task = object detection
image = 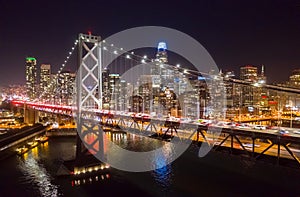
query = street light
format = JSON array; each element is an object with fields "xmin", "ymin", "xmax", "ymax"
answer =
[
  {"xmin": 277, "ymin": 95, "xmax": 281, "ymax": 128},
  {"xmin": 238, "ymin": 88, "xmax": 242, "ymax": 123},
  {"xmin": 290, "ymin": 106, "xmax": 297, "ymax": 128}
]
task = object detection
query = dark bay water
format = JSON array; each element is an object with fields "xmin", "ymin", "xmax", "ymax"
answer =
[{"xmin": 0, "ymin": 133, "xmax": 300, "ymax": 197}]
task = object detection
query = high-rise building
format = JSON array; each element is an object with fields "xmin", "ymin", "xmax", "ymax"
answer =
[
  {"xmin": 151, "ymin": 42, "xmax": 168, "ymax": 76},
  {"xmin": 221, "ymin": 71, "xmax": 240, "ymax": 118},
  {"xmin": 118, "ymin": 79, "xmax": 128, "ymax": 111},
  {"xmin": 223, "ymin": 71, "xmax": 236, "ymax": 104},
  {"xmin": 57, "ymin": 71, "xmax": 76, "ymax": 105},
  {"xmin": 239, "ymin": 65, "xmax": 269, "ymax": 115},
  {"xmin": 50, "ymin": 73, "xmax": 58, "ymax": 98},
  {"xmin": 102, "ymin": 68, "xmax": 110, "ymax": 108},
  {"xmin": 156, "ymin": 42, "xmax": 168, "ymax": 64},
  {"xmin": 240, "ymin": 65, "xmax": 258, "ymax": 82},
  {"xmin": 240, "ymin": 65, "xmax": 258, "ymax": 109},
  {"xmin": 25, "ymin": 57, "xmax": 37, "ymax": 99},
  {"xmin": 151, "ymin": 41, "xmax": 168, "ymax": 84},
  {"xmin": 137, "ymin": 75, "xmax": 153, "ymax": 113},
  {"xmin": 40, "ymin": 64, "xmax": 51, "ymax": 99},
  {"xmin": 108, "ymin": 73, "xmax": 120, "ymax": 110},
  {"xmin": 289, "ymin": 69, "xmax": 300, "ymax": 87},
  {"xmin": 258, "ymin": 65, "xmax": 267, "ymax": 84},
  {"xmin": 152, "ymin": 42, "xmax": 177, "ymax": 93},
  {"xmin": 286, "ymin": 69, "xmax": 300, "ymax": 108}
]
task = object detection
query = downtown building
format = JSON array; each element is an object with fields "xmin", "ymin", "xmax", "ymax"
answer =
[
  {"xmin": 137, "ymin": 75, "xmax": 153, "ymax": 114},
  {"xmin": 56, "ymin": 71, "xmax": 76, "ymax": 105},
  {"xmin": 40, "ymin": 64, "xmax": 51, "ymax": 101},
  {"xmin": 289, "ymin": 69, "xmax": 300, "ymax": 88},
  {"xmin": 150, "ymin": 42, "xmax": 184, "ymax": 117},
  {"xmin": 102, "ymin": 69, "xmax": 127, "ymax": 111},
  {"xmin": 102, "ymin": 68, "xmax": 110, "ymax": 107},
  {"xmin": 285, "ymin": 69, "xmax": 300, "ymax": 108},
  {"xmin": 222, "ymin": 71, "xmax": 240, "ymax": 119},
  {"xmin": 25, "ymin": 57, "xmax": 38, "ymax": 100},
  {"xmin": 239, "ymin": 65, "xmax": 268, "ymax": 115},
  {"xmin": 240, "ymin": 65, "xmax": 258, "ymax": 111},
  {"xmin": 44, "ymin": 71, "xmax": 76, "ymax": 105},
  {"xmin": 108, "ymin": 73, "xmax": 121, "ymax": 111}
]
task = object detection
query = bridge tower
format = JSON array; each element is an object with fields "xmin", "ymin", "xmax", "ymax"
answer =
[{"xmin": 76, "ymin": 33, "xmax": 105, "ymax": 161}]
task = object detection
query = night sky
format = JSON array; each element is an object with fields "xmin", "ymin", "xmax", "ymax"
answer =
[{"xmin": 1, "ymin": 0, "xmax": 300, "ymax": 85}]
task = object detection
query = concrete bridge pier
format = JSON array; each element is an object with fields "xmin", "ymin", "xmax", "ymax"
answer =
[{"xmin": 24, "ymin": 105, "xmax": 39, "ymax": 124}]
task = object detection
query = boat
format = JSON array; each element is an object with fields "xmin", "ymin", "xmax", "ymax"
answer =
[
  {"xmin": 39, "ymin": 136, "xmax": 49, "ymax": 143},
  {"xmin": 35, "ymin": 136, "xmax": 49, "ymax": 143},
  {"xmin": 16, "ymin": 146, "xmax": 29, "ymax": 155},
  {"xmin": 27, "ymin": 141, "xmax": 39, "ymax": 148}
]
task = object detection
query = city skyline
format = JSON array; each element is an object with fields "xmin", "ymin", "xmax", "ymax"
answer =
[
  {"xmin": 1, "ymin": 1, "xmax": 300, "ymax": 85},
  {"xmin": 1, "ymin": 2, "xmax": 300, "ymax": 196}
]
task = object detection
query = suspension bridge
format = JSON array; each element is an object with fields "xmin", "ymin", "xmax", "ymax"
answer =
[{"xmin": 9, "ymin": 33, "xmax": 300, "ymax": 170}]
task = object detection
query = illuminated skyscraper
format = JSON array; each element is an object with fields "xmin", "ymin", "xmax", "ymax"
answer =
[
  {"xmin": 40, "ymin": 64, "xmax": 51, "ymax": 99},
  {"xmin": 156, "ymin": 42, "xmax": 168, "ymax": 64},
  {"xmin": 289, "ymin": 69, "xmax": 300, "ymax": 87},
  {"xmin": 151, "ymin": 42, "xmax": 169, "ymax": 115},
  {"xmin": 25, "ymin": 57, "xmax": 37, "ymax": 99},
  {"xmin": 102, "ymin": 68, "xmax": 110, "ymax": 108},
  {"xmin": 240, "ymin": 65, "xmax": 258, "ymax": 82},
  {"xmin": 108, "ymin": 73, "xmax": 120, "ymax": 110},
  {"xmin": 152, "ymin": 42, "xmax": 168, "ymax": 76},
  {"xmin": 240, "ymin": 65, "xmax": 259, "ymax": 112},
  {"xmin": 258, "ymin": 65, "xmax": 266, "ymax": 84},
  {"xmin": 153, "ymin": 42, "xmax": 175, "ymax": 90},
  {"xmin": 138, "ymin": 75, "xmax": 153, "ymax": 113},
  {"xmin": 57, "ymin": 71, "xmax": 76, "ymax": 105}
]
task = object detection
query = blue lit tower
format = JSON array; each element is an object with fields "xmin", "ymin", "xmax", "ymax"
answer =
[
  {"xmin": 155, "ymin": 42, "xmax": 174, "ymax": 89},
  {"xmin": 151, "ymin": 42, "xmax": 169, "ymax": 115},
  {"xmin": 152, "ymin": 42, "xmax": 168, "ymax": 76},
  {"xmin": 151, "ymin": 42, "xmax": 179, "ymax": 116},
  {"xmin": 156, "ymin": 42, "xmax": 168, "ymax": 64}
]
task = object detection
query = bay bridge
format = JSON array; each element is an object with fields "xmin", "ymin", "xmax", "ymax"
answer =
[{"xmin": 9, "ymin": 32, "xmax": 300, "ymax": 170}]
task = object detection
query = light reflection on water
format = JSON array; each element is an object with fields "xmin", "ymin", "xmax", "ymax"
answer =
[
  {"xmin": 108, "ymin": 132, "xmax": 174, "ymax": 188},
  {"xmin": 0, "ymin": 127, "xmax": 294, "ymax": 196},
  {"xmin": 80, "ymin": 130, "xmax": 175, "ymax": 189},
  {"xmin": 152, "ymin": 142, "xmax": 173, "ymax": 192},
  {"xmin": 152, "ymin": 164, "xmax": 173, "ymax": 193},
  {"xmin": 107, "ymin": 132, "xmax": 166, "ymax": 152},
  {"xmin": 17, "ymin": 148, "xmax": 61, "ymax": 197},
  {"xmin": 15, "ymin": 132, "xmax": 178, "ymax": 196}
]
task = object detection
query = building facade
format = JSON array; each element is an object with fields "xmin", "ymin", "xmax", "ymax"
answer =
[
  {"xmin": 40, "ymin": 64, "xmax": 51, "ymax": 100},
  {"xmin": 289, "ymin": 69, "xmax": 300, "ymax": 87},
  {"xmin": 25, "ymin": 57, "xmax": 37, "ymax": 100},
  {"xmin": 56, "ymin": 71, "xmax": 76, "ymax": 105},
  {"xmin": 240, "ymin": 65, "xmax": 258, "ymax": 110}
]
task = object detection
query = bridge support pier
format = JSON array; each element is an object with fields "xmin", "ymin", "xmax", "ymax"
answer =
[{"xmin": 24, "ymin": 105, "xmax": 39, "ymax": 124}]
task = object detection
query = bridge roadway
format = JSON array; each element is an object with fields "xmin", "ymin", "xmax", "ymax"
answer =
[
  {"xmin": 13, "ymin": 98, "xmax": 300, "ymax": 137},
  {"xmin": 10, "ymin": 99, "xmax": 300, "ymax": 132},
  {"xmin": 10, "ymin": 101, "xmax": 300, "ymax": 167},
  {"xmin": 91, "ymin": 111, "xmax": 300, "ymax": 138},
  {"xmin": 77, "ymin": 111, "xmax": 300, "ymax": 167},
  {"xmin": 0, "ymin": 124, "xmax": 47, "ymax": 152}
]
